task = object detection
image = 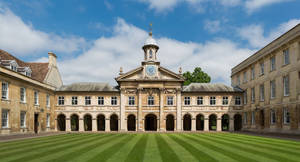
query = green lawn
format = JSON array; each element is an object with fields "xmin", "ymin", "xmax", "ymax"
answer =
[{"xmin": 1, "ymin": 133, "xmax": 300, "ymax": 162}]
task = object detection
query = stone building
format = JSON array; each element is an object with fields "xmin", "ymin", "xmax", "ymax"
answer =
[{"xmin": 231, "ymin": 23, "xmax": 300, "ymax": 134}]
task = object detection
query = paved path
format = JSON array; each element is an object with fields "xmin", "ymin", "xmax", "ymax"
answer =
[{"xmin": 0, "ymin": 132, "xmax": 67, "ymax": 142}]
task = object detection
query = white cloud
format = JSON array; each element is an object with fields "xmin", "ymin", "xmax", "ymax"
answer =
[
  {"xmin": 59, "ymin": 18, "xmax": 253, "ymax": 85},
  {"xmin": 204, "ymin": 20, "xmax": 221, "ymax": 33},
  {"xmin": 0, "ymin": 7, "xmax": 86, "ymax": 56},
  {"xmin": 245, "ymin": 0, "xmax": 294, "ymax": 13},
  {"xmin": 138, "ymin": 0, "xmax": 181, "ymax": 12},
  {"xmin": 220, "ymin": 0, "xmax": 241, "ymax": 6},
  {"xmin": 238, "ymin": 19, "xmax": 300, "ymax": 48}
]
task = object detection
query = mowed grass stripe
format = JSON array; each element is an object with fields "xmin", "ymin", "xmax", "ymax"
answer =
[
  {"xmin": 160, "ymin": 134, "xmax": 198, "ymax": 162},
  {"xmin": 143, "ymin": 134, "xmax": 162, "ymax": 162},
  {"xmin": 182, "ymin": 134, "xmax": 255, "ymax": 162},
  {"xmin": 0, "ymin": 133, "xmax": 89, "ymax": 159},
  {"xmin": 106, "ymin": 134, "xmax": 144, "ymax": 162},
  {"xmin": 7, "ymin": 134, "xmax": 103, "ymax": 162},
  {"xmin": 124, "ymin": 134, "xmax": 148, "ymax": 162},
  {"xmin": 168, "ymin": 134, "xmax": 217, "ymax": 162},
  {"xmin": 155, "ymin": 134, "xmax": 181, "ymax": 162},
  {"xmin": 86, "ymin": 135, "xmax": 136, "ymax": 162},
  {"xmin": 194, "ymin": 133, "xmax": 298, "ymax": 162},
  {"xmin": 212, "ymin": 133, "xmax": 300, "ymax": 160},
  {"xmin": 219, "ymin": 133, "xmax": 300, "ymax": 150},
  {"xmin": 40, "ymin": 134, "xmax": 120, "ymax": 162}
]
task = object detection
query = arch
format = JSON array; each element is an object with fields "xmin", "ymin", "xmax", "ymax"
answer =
[
  {"xmin": 70, "ymin": 114, "xmax": 79, "ymax": 131},
  {"xmin": 209, "ymin": 114, "xmax": 217, "ymax": 131},
  {"xmin": 97, "ymin": 114, "xmax": 105, "ymax": 131},
  {"xmin": 196, "ymin": 114, "xmax": 204, "ymax": 131},
  {"xmin": 84, "ymin": 114, "xmax": 92, "ymax": 131},
  {"xmin": 183, "ymin": 114, "xmax": 191, "ymax": 131},
  {"xmin": 57, "ymin": 114, "xmax": 66, "ymax": 131},
  {"xmin": 166, "ymin": 114, "xmax": 175, "ymax": 131},
  {"xmin": 127, "ymin": 114, "xmax": 136, "ymax": 131},
  {"xmin": 234, "ymin": 114, "xmax": 242, "ymax": 131},
  {"xmin": 145, "ymin": 114, "xmax": 157, "ymax": 131},
  {"xmin": 110, "ymin": 114, "xmax": 118, "ymax": 131},
  {"xmin": 222, "ymin": 114, "xmax": 229, "ymax": 131}
]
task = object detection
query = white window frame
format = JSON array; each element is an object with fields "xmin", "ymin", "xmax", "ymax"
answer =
[
  {"xmin": 283, "ymin": 108, "xmax": 290, "ymax": 124},
  {"xmin": 20, "ymin": 111, "xmax": 26, "ymax": 128},
  {"xmin": 260, "ymin": 62, "xmax": 264, "ymax": 75},
  {"xmin": 85, "ymin": 96, "xmax": 91, "ymax": 105},
  {"xmin": 283, "ymin": 76, "xmax": 289, "ymax": 96},
  {"xmin": 34, "ymin": 91, "xmax": 39, "ymax": 105},
  {"xmin": 148, "ymin": 96, "xmax": 154, "ymax": 106},
  {"xmin": 244, "ymin": 90, "xmax": 247, "ymax": 105},
  {"xmin": 251, "ymin": 87, "xmax": 255, "ymax": 103},
  {"xmin": 259, "ymin": 84, "xmax": 264, "ymax": 101},
  {"xmin": 2, "ymin": 110, "xmax": 9, "ymax": 128},
  {"xmin": 20, "ymin": 87, "xmax": 26, "ymax": 103},
  {"xmin": 184, "ymin": 97, "xmax": 190, "ymax": 105},
  {"xmin": 72, "ymin": 96, "xmax": 78, "ymax": 105},
  {"xmin": 197, "ymin": 96, "xmax": 203, "ymax": 105},
  {"xmin": 98, "ymin": 96, "xmax": 104, "ymax": 105},
  {"xmin": 251, "ymin": 111, "xmax": 255, "ymax": 125},
  {"xmin": 58, "ymin": 96, "xmax": 64, "ymax": 105},
  {"xmin": 270, "ymin": 109, "xmax": 276, "ymax": 125},
  {"xmin": 243, "ymin": 112, "xmax": 247, "ymax": 125},
  {"xmin": 46, "ymin": 113, "xmax": 50, "ymax": 128},
  {"xmin": 235, "ymin": 96, "xmax": 241, "ymax": 105},
  {"xmin": 283, "ymin": 49, "xmax": 290, "ymax": 65},
  {"xmin": 210, "ymin": 96, "xmax": 216, "ymax": 105},
  {"xmin": 167, "ymin": 96, "xmax": 173, "ymax": 106},
  {"xmin": 111, "ymin": 96, "xmax": 117, "ymax": 105},
  {"xmin": 270, "ymin": 56, "xmax": 276, "ymax": 71},
  {"xmin": 46, "ymin": 94, "xmax": 50, "ymax": 108},
  {"xmin": 270, "ymin": 80, "xmax": 276, "ymax": 99},
  {"xmin": 222, "ymin": 96, "xmax": 228, "ymax": 105},
  {"xmin": 243, "ymin": 71, "xmax": 247, "ymax": 83},
  {"xmin": 1, "ymin": 82, "xmax": 8, "ymax": 100},
  {"xmin": 128, "ymin": 96, "xmax": 135, "ymax": 106},
  {"xmin": 251, "ymin": 67, "xmax": 255, "ymax": 80}
]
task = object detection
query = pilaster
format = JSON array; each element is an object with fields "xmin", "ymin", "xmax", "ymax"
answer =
[
  {"xmin": 217, "ymin": 118, "xmax": 222, "ymax": 131},
  {"xmin": 138, "ymin": 88, "xmax": 143, "ymax": 131},
  {"xmin": 105, "ymin": 118, "xmax": 110, "ymax": 132},
  {"xmin": 92, "ymin": 118, "xmax": 97, "ymax": 132},
  {"xmin": 204, "ymin": 117, "xmax": 209, "ymax": 131},
  {"xmin": 159, "ymin": 88, "xmax": 164, "ymax": 131},
  {"xmin": 66, "ymin": 118, "xmax": 71, "ymax": 132},
  {"xmin": 192, "ymin": 118, "xmax": 196, "ymax": 131},
  {"xmin": 79, "ymin": 118, "xmax": 84, "ymax": 131},
  {"xmin": 176, "ymin": 90, "xmax": 182, "ymax": 131},
  {"xmin": 229, "ymin": 118, "xmax": 234, "ymax": 131},
  {"xmin": 120, "ymin": 90, "xmax": 126, "ymax": 131}
]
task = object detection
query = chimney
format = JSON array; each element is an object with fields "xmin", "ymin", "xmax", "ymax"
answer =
[{"xmin": 48, "ymin": 52, "xmax": 57, "ymax": 67}]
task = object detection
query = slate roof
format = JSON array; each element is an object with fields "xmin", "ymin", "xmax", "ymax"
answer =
[
  {"xmin": 0, "ymin": 49, "xmax": 49, "ymax": 82},
  {"xmin": 183, "ymin": 83, "xmax": 243, "ymax": 92},
  {"xmin": 58, "ymin": 82, "xmax": 119, "ymax": 92}
]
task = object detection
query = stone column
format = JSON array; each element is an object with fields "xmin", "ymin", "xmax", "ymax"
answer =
[
  {"xmin": 105, "ymin": 118, "xmax": 110, "ymax": 132},
  {"xmin": 92, "ymin": 118, "xmax": 97, "ymax": 132},
  {"xmin": 204, "ymin": 116, "xmax": 209, "ymax": 131},
  {"xmin": 79, "ymin": 118, "xmax": 84, "ymax": 132},
  {"xmin": 229, "ymin": 117, "xmax": 234, "ymax": 131},
  {"xmin": 66, "ymin": 118, "xmax": 71, "ymax": 132},
  {"xmin": 120, "ymin": 90, "xmax": 126, "ymax": 131},
  {"xmin": 55, "ymin": 118, "xmax": 57, "ymax": 131},
  {"xmin": 176, "ymin": 90, "xmax": 182, "ymax": 131},
  {"xmin": 157, "ymin": 118, "xmax": 160, "ymax": 132},
  {"xmin": 159, "ymin": 88, "xmax": 165, "ymax": 131},
  {"xmin": 138, "ymin": 88, "xmax": 142, "ymax": 131},
  {"xmin": 217, "ymin": 117, "xmax": 222, "ymax": 131},
  {"xmin": 192, "ymin": 117, "xmax": 196, "ymax": 131}
]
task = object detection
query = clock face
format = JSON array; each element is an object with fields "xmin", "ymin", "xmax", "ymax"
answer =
[{"xmin": 146, "ymin": 65, "xmax": 156, "ymax": 76}]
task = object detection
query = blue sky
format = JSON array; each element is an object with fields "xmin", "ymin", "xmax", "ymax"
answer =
[{"xmin": 0, "ymin": 0, "xmax": 299, "ymax": 85}]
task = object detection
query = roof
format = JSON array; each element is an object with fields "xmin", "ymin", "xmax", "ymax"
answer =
[
  {"xmin": 183, "ymin": 83, "xmax": 243, "ymax": 93},
  {"xmin": 0, "ymin": 49, "xmax": 49, "ymax": 82},
  {"xmin": 57, "ymin": 82, "xmax": 119, "ymax": 92}
]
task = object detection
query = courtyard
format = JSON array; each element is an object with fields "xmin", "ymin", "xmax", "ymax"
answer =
[{"xmin": 0, "ymin": 133, "xmax": 300, "ymax": 162}]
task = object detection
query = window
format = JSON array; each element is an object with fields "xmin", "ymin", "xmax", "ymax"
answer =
[
  {"xmin": 283, "ymin": 108, "xmax": 290, "ymax": 124},
  {"xmin": 251, "ymin": 111, "xmax": 255, "ymax": 125},
  {"xmin": 20, "ymin": 111, "xmax": 26, "ymax": 128},
  {"xmin": 283, "ymin": 76, "xmax": 289, "ymax": 96},
  {"xmin": 222, "ymin": 96, "xmax": 228, "ymax": 105},
  {"xmin": 148, "ymin": 96, "xmax": 154, "ymax": 105},
  {"xmin": 237, "ymin": 75, "xmax": 240, "ymax": 85},
  {"xmin": 72, "ymin": 96, "xmax": 78, "ymax": 105},
  {"xmin": 111, "ymin": 96, "xmax": 117, "ymax": 105},
  {"xmin": 244, "ymin": 90, "xmax": 247, "ymax": 105},
  {"xmin": 259, "ymin": 84, "xmax": 264, "ymax": 101},
  {"xmin": 270, "ymin": 80, "xmax": 276, "ymax": 99},
  {"xmin": 46, "ymin": 94, "xmax": 50, "ymax": 107},
  {"xmin": 129, "ymin": 96, "xmax": 135, "ymax": 105},
  {"xmin": 2, "ymin": 110, "xmax": 9, "ymax": 128},
  {"xmin": 270, "ymin": 56, "xmax": 276, "ymax": 71},
  {"xmin": 46, "ymin": 114, "xmax": 50, "ymax": 127},
  {"xmin": 1, "ymin": 82, "xmax": 8, "ymax": 99},
  {"xmin": 85, "ymin": 96, "xmax": 91, "ymax": 105},
  {"xmin": 235, "ymin": 96, "xmax": 241, "ymax": 105},
  {"xmin": 210, "ymin": 96, "xmax": 216, "ymax": 105},
  {"xmin": 167, "ymin": 96, "xmax": 173, "ymax": 105},
  {"xmin": 58, "ymin": 96, "xmax": 64, "ymax": 105},
  {"xmin": 260, "ymin": 62, "xmax": 264, "ymax": 75},
  {"xmin": 243, "ymin": 71, "xmax": 247, "ymax": 83},
  {"xmin": 34, "ymin": 91, "xmax": 39, "ymax": 105},
  {"xmin": 20, "ymin": 87, "xmax": 26, "ymax": 103},
  {"xmin": 251, "ymin": 87, "xmax": 255, "ymax": 103},
  {"xmin": 184, "ymin": 97, "xmax": 190, "ymax": 105},
  {"xmin": 251, "ymin": 67, "xmax": 255, "ymax": 80},
  {"xmin": 98, "ymin": 96, "xmax": 104, "ymax": 105},
  {"xmin": 25, "ymin": 71, "xmax": 31, "ymax": 77},
  {"xmin": 197, "ymin": 96, "xmax": 203, "ymax": 105},
  {"xmin": 270, "ymin": 109, "xmax": 276, "ymax": 125},
  {"xmin": 283, "ymin": 49, "xmax": 290, "ymax": 65},
  {"xmin": 243, "ymin": 112, "xmax": 247, "ymax": 125},
  {"xmin": 11, "ymin": 65, "xmax": 17, "ymax": 71}
]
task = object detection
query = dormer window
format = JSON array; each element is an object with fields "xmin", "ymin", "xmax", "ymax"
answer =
[
  {"xmin": 25, "ymin": 71, "xmax": 31, "ymax": 77},
  {"xmin": 11, "ymin": 65, "xmax": 17, "ymax": 71}
]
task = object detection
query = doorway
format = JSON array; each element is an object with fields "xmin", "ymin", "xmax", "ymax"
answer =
[
  {"xmin": 145, "ymin": 114, "xmax": 157, "ymax": 131},
  {"xmin": 34, "ymin": 113, "xmax": 39, "ymax": 134}
]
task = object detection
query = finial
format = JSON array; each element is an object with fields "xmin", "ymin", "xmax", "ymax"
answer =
[
  {"xmin": 149, "ymin": 23, "xmax": 152, "ymax": 36},
  {"xmin": 119, "ymin": 67, "xmax": 123, "ymax": 75},
  {"xmin": 179, "ymin": 67, "xmax": 182, "ymax": 74}
]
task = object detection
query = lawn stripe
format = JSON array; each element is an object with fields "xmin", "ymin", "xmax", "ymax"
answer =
[
  {"xmin": 39, "ymin": 134, "xmax": 120, "ymax": 162},
  {"xmin": 159, "ymin": 134, "xmax": 197, "ymax": 162},
  {"xmin": 6, "ymin": 133, "xmax": 102, "ymax": 162},
  {"xmin": 155, "ymin": 134, "xmax": 181, "ymax": 162},
  {"xmin": 212, "ymin": 133, "xmax": 300, "ymax": 160},
  {"xmin": 194, "ymin": 133, "xmax": 298, "ymax": 162},
  {"xmin": 168, "ymin": 134, "xmax": 217, "ymax": 162},
  {"xmin": 86, "ymin": 135, "xmax": 135, "ymax": 162},
  {"xmin": 106, "ymin": 134, "xmax": 144, "ymax": 162},
  {"xmin": 182, "ymin": 133, "xmax": 256, "ymax": 162},
  {"xmin": 0, "ymin": 133, "xmax": 89, "ymax": 159},
  {"xmin": 143, "ymin": 134, "xmax": 163, "ymax": 162},
  {"xmin": 124, "ymin": 134, "xmax": 148, "ymax": 162}
]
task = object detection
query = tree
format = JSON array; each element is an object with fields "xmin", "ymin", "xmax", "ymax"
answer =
[{"xmin": 183, "ymin": 67, "xmax": 211, "ymax": 85}]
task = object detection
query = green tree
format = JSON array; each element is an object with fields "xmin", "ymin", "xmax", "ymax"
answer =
[{"xmin": 183, "ymin": 67, "xmax": 211, "ymax": 85}]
